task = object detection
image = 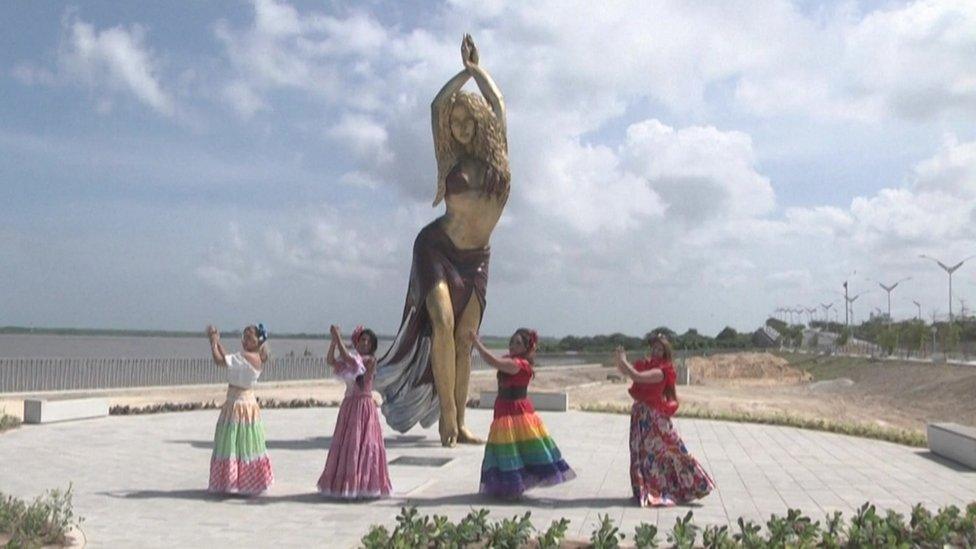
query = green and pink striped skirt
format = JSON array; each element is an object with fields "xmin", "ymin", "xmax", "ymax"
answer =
[{"xmin": 208, "ymin": 387, "xmax": 274, "ymax": 495}]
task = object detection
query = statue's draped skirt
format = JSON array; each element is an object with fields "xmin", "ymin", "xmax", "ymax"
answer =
[{"xmin": 375, "ymin": 219, "xmax": 489, "ymax": 432}]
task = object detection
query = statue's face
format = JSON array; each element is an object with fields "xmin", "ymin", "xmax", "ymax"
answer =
[{"xmin": 450, "ymin": 103, "xmax": 476, "ymax": 145}]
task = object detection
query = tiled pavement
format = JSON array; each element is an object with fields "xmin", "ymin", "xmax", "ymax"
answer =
[{"xmin": 2, "ymin": 408, "xmax": 973, "ymax": 547}]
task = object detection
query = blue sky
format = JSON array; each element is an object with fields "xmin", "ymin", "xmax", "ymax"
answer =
[{"xmin": 2, "ymin": 0, "xmax": 976, "ymax": 337}]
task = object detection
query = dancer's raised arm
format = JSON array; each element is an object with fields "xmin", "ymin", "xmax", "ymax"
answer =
[
  {"xmin": 331, "ymin": 325, "xmax": 353, "ymax": 361},
  {"xmin": 614, "ymin": 346, "xmax": 664, "ymax": 383},
  {"xmin": 207, "ymin": 325, "xmax": 228, "ymax": 367},
  {"xmin": 326, "ymin": 332, "xmax": 338, "ymax": 368},
  {"xmin": 469, "ymin": 330, "xmax": 520, "ymax": 374}
]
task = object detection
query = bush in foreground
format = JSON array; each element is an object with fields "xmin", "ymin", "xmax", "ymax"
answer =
[
  {"xmin": 360, "ymin": 502, "xmax": 976, "ymax": 548},
  {"xmin": 0, "ymin": 485, "xmax": 83, "ymax": 548},
  {"xmin": 0, "ymin": 412, "xmax": 21, "ymax": 433}
]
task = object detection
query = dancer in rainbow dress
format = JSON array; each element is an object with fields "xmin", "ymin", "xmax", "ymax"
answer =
[{"xmin": 470, "ymin": 328, "xmax": 575, "ymax": 498}]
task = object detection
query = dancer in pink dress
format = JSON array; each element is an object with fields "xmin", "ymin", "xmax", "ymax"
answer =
[{"xmin": 317, "ymin": 324, "xmax": 392, "ymax": 499}]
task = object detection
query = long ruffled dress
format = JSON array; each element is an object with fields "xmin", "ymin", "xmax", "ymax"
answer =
[
  {"xmin": 629, "ymin": 357, "xmax": 714, "ymax": 507},
  {"xmin": 317, "ymin": 354, "xmax": 392, "ymax": 499},
  {"xmin": 208, "ymin": 353, "xmax": 274, "ymax": 495},
  {"xmin": 480, "ymin": 357, "xmax": 575, "ymax": 498}
]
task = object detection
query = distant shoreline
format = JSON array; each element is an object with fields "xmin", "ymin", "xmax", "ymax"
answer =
[
  {"xmin": 0, "ymin": 326, "xmax": 513, "ymax": 345},
  {"xmin": 0, "ymin": 326, "xmax": 348, "ymax": 340}
]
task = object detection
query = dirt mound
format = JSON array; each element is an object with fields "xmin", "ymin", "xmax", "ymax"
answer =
[{"xmin": 687, "ymin": 352, "xmax": 811, "ymax": 384}]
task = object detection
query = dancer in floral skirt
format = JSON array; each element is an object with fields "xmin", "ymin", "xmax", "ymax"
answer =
[{"xmin": 615, "ymin": 333, "xmax": 714, "ymax": 507}]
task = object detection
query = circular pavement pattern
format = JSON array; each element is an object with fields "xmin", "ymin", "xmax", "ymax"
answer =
[{"xmin": 2, "ymin": 408, "xmax": 974, "ymax": 547}]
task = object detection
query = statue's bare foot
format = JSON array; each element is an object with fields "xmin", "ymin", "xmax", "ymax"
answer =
[
  {"xmin": 439, "ymin": 418, "xmax": 458, "ymax": 448},
  {"xmin": 457, "ymin": 426, "xmax": 484, "ymax": 445}
]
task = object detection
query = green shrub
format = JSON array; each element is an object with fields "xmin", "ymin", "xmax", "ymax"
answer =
[
  {"xmin": 0, "ymin": 485, "xmax": 83, "ymax": 547},
  {"xmin": 358, "ymin": 502, "xmax": 976, "ymax": 548},
  {"xmin": 590, "ymin": 513, "xmax": 624, "ymax": 548},
  {"xmin": 633, "ymin": 522, "xmax": 659, "ymax": 548},
  {"xmin": 0, "ymin": 411, "xmax": 21, "ymax": 433}
]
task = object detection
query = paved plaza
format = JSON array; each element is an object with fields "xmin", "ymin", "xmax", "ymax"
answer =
[{"xmin": 1, "ymin": 407, "xmax": 974, "ymax": 547}]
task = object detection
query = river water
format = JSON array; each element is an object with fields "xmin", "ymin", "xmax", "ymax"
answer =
[{"xmin": 0, "ymin": 334, "xmax": 601, "ymax": 369}]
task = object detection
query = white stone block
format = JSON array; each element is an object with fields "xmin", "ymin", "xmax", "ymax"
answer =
[
  {"xmin": 479, "ymin": 391, "xmax": 568, "ymax": 412},
  {"xmin": 23, "ymin": 398, "xmax": 109, "ymax": 424},
  {"xmin": 927, "ymin": 422, "xmax": 976, "ymax": 470}
]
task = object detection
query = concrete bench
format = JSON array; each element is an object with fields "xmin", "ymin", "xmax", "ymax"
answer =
[
  {"xmin": 927, "ymin": 422, "xmax": 976, "ymax": 469},
  {"xmin": 23, "ymin": 397, "xmax": 109, "ymax": 424},
  {"xmin": 479, "ymin": 391, "xmax": 568, "ymax": 412}
]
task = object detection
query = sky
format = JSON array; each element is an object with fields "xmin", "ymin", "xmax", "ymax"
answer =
[{"xmin": 2, "ymin": 0, "xmax": 976, "ymax": 338}]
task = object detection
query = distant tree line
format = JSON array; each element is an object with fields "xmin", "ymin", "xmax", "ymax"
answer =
[{"xmin": 538, "ymin": 325, "xmax": 755, "ymax": 353}]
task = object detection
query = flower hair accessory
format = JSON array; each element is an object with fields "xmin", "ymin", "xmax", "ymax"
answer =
[
  {"xmin": 350, "ymin": 325, "xmax": 365, "ymax": 347},
  {"xmin": 524, "ymin": 329, "xmax": 539, "ymax": 349},
  {"xmin": 256, "ymin": 323, "xmax": 268, "ymax": 343}
]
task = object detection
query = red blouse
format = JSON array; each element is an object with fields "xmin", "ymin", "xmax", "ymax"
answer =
[
  {"xmin": 497, "ymin": 357, "xmax": 533, "ymax": 388},
  {"xmin": 628, "ymin": 357, "xmax": 678, "ymax": 416}
]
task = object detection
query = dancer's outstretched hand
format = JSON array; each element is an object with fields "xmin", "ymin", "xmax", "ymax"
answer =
[
  {"xmin": 613, "ymin": 345, "xmax": 627, "ymax": 362},
  {"xmin": 206, "ymin": 325, "xmax": 218, "ymax": 340},
  {"xmin": 330, "ymin": 324, "xmax": 341, "ymax": 339}
]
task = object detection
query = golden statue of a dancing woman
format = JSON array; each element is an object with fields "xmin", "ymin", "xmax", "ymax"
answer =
[{"xmin": 376, "ymin": 35, "xmax": 509, "ymax": 447}]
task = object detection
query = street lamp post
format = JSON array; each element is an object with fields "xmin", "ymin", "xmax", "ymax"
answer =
[
  {"xmin": 821, "ymin": 302, "xmax": 834, "ymax": 324},
  {"xmin": 877, "ymin": 277, "xmax": 911, "ymax": 323},
  {"xmin": 842, "ymin": 269, "xmax": 857, "ymax": 329},
  {"xmin": 912, "ymin": 300, "xmax": 921, "ymax": 321},
  {"xmin": 920, "ymin": 255, "xmax": 976, "ymax": 322},
  {"xmin": 846, "ymin": 292, "xmax": 865, "ymax": 327}
]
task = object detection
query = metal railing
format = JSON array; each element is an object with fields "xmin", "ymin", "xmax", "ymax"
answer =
[
  {"xmin": 0, "ymin": 356, "xmax": 328, "ymax": 394},
  {"xmin": 1, "ymin": 351, "xmax": 695, "ymax": 394}
]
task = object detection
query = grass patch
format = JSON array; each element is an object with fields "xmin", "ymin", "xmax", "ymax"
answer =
[
  {"xmin": 774, "ymin": 351, "xmax": 881, "ymax": 381},
  {"xmin": 0, "ymin": 485, "xmax": 83, "ymax": 547},
  {"xmin": 578, "ymin": 402, "xmax": 927, "ymax": 447},
  {"xmin": 0, "ymin": 409, "xmax": 21, "ymax": 433}
]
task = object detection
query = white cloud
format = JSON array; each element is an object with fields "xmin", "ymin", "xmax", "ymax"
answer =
[
  {"xmin": 222, "ymin": 80, "xmax": 267, "ymax": 119},
  {"xmin": 195, "ymin": 205, "xmax": 411, "ymax": 295},
  {"xmin": 58, "ymin": 15, "xmax": 175, "ymax": 116},
  {"xmin": 735, "ymin": 0, "xmax": 976, "ymax": 120},
  {"xmin": 326, "ymin": 113, "xmax": 394, "ymax": 165},
  {"xmin": 195, "ymin": 223, "xmax": 273, "ymax": 294}
]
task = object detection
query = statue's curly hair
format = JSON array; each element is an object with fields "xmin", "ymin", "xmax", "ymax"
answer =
[{"xmin": 433, "ymin": 91, "xmax": 510, "ymax": 206}]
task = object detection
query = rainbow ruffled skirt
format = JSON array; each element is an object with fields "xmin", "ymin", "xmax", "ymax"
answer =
[{"xmin": 479, "ymin": 398, "xmax": 575, "ymax": 498}]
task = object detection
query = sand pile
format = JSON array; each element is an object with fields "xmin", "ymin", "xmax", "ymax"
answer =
[{"xmin": 687, "ymin": 352, "xmax": 811, "ymax": 385}]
